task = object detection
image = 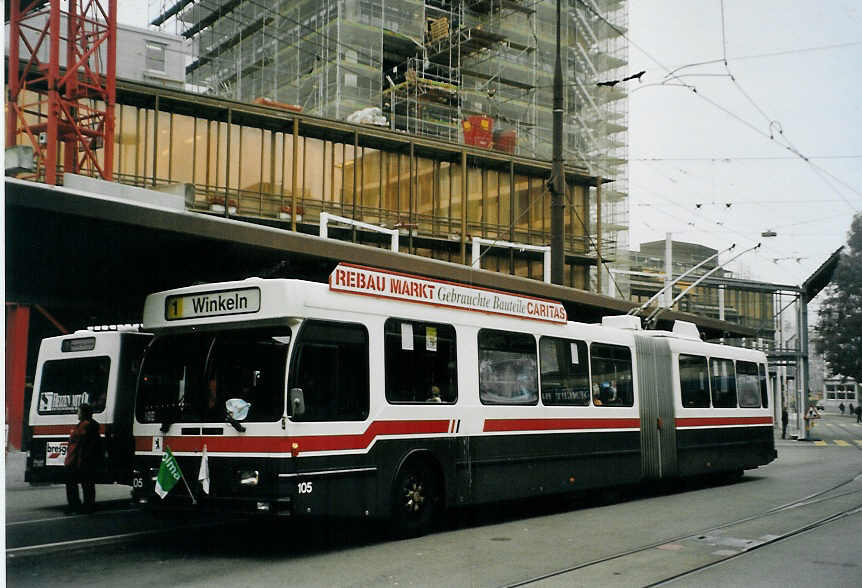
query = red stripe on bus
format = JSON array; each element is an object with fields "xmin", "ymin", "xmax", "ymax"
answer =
[
  {"xmin": 483, "ymin": 418, "xmax": 641, "ymax": 433},
  {"xmin": 676, "ymin": 416, "xmax": 774, "ymax": 427},
  {"xmin": 135, "ymin": 419, "xmax": 451, "ymax": 454},
  {"xmin": 32, "ymin": 424, "xmax": 107, "ymax": 436}
]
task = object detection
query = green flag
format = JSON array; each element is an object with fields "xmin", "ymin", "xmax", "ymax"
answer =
[{"xmin": 155, "ymin": 447, "xmax": 183, "ymax": 499}]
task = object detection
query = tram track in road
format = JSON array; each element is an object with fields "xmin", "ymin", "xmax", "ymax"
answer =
[
  {"xmin": 4, "ymin": 506, "xmax": 138, "ymax": 527},
  {"xmin": 5, "ymin": 517, "xmax": 233, "ymax": 559},
  {"xmin": 645, "ymin": 502, "xmax": 862, "ymax": 587},
  {"xmin": 4, "ymin": 500, "xmax": 236, "ymax": 560},
  {"xmin": 502, "ymin": 470, "xmax": 862, "ymax": 588}
]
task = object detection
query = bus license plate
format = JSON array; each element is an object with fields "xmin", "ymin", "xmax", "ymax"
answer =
[{"xmin": 45, "ymin": 442, "xmax": 68, "ymax": 466}]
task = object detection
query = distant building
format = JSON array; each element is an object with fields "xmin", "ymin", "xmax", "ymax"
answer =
[
  {"xmin": 822, "ymin": 377, "xmax": 858, "ymax": 412},
  {"xmin": 623, "ymin": 240, "xmax": 775, "ymax": 345},
  {"xmin": 117, "ymin": 22, "xmax": 189, "ymax": 89},
  {"xmin": 6, "ymin": 17, "xmax": 189, "ymax": 89}
]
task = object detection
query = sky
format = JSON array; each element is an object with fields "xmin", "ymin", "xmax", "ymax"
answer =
[
  {"xmin": 627, "ymin": 0, "xmax": 862, "ymax": 287},
  {"xmin": 121, "ymin": 2, "xmax": 862, "ymax": 289}
]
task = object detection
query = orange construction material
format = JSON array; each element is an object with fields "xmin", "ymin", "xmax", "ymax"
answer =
[
  {"xmin": 462, "ymin": 115, "xmax": 493, "ymax": 148},
  {"xmin": 253, "ymin": 97, "xmax": 303, "ymax": 113},
  {"xmin": 493, "ymin": 130, "xmax": 517, "ymax": 153}
]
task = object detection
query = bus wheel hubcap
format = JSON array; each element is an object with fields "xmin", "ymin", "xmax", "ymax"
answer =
[{"xmin": 404, "ymin": 481, "xmax": 424, "ymax": 512}]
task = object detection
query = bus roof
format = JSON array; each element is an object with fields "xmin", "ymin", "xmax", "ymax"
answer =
[{"xmin": 143, "ymin": 265, "xmax": 570, "ymax": 331}]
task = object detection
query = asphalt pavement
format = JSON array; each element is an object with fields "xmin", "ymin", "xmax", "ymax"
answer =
[
  {"xmin": 5, "ymin": 450, "xmax": 131, "ymax": 518},
  {"xmin": 6, "ymin": 420, "xmax": 862, "ymax": 586}
]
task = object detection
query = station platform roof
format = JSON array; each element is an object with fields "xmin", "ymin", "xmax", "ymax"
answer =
[{"xmin": 5, "ymin": 177, "xmax": 756, "ymax": 339}]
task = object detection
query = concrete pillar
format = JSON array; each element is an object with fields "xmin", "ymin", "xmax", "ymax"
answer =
[{"xmin": 5, "ymin": 304, "xmax": 31, "ymax": 450}]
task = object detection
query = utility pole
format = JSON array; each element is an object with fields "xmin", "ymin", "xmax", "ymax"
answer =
[
  {"xmin": 664, "ymin": 233, "xmax": 673, "ymax": 307},
  {"xmin": 549, "ymin": 0, "xmax": 565, "ymax": 285}
]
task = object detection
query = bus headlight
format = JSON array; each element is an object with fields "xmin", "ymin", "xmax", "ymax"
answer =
[{"xmin": 239, "ymin": 470, "xmax": 259, "ymax": 487}]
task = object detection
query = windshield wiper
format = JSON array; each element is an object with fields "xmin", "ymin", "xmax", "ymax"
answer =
[
  {"xmin": 225, "ymin": 414, "xmax": 246, "ymax": 433},
  {"xmin": 157, "ymin": 404, "xmax": 181, "ymax": 433}
]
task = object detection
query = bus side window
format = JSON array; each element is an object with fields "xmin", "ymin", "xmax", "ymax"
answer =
[
  {"xmin": 289, "ymin": 321, "xmax": 369, "ymax": 422},
  {"xmin": 384, "ymin": 318, "xmax": 457, "ymax": 404},
  {"xmin": 679, "ymin": 354, "xmax": 710, "ymax": 408},
  {"xmin": 736, "ymin": 361, "xmax": 761, "ymax": 408},
  {"xmin": 758, "ymin": 363, "xmax": 769, "ymax": 408},
  {"xmin": 478, "ymin": 329, "xmax": 538, "ymax": 405},
  {"xmin": 539, "ymin": 337, "xmax": 589, "ymax": 406},
  {"xmin": 589, "ymin": 343, "xmax": 633, "ymax": 407},
  {"xmin": 709, "ymin": 358, "xmax": 737, "ymax": 408}
]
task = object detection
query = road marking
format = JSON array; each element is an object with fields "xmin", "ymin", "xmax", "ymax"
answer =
[
  {"xmin": 6, "ymin": 508, "xmax": 137, "ymax": 527},
  {"xmin": 6, "ymin": 520, "xmax": 225, "ymax": 558},
  {"xmin": 814, "ymin": 441, "xmax": 828, "ymax": 446},
  {"xmin": 834, "ymin": 440, "xmax": 851, "ymax": 447},
  {"xmin": 6, "ymin": 528, "xmax": 165, "ymax": 558}
]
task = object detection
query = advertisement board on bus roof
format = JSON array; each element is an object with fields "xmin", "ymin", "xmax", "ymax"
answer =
[{"xmin": 329, "ymin": 263, "xmax": 567, "ymax": 324}]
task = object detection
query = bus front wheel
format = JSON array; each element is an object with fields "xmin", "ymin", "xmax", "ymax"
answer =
[{"xmin": 391, "ymin": 461, "xmax": 440, "ymax": 537}]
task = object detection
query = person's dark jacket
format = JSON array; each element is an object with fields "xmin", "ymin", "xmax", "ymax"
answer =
[{"xmin": 65, "ymin": 418, "xmax": 102, "ymax": 472}]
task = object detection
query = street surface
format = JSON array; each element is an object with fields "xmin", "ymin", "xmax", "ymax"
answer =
[{"xmin": 6, "ymin": 412, "xmax": 862, "ymax": 587}]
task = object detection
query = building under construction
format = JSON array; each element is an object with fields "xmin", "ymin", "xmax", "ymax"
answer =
[{"xmin": 149, "ymin": 0, "xmax": 630, "ymax": 290}]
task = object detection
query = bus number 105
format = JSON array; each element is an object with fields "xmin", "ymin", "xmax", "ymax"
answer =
[{"xmin": 297, "ymin": 482, "xmax": 313, "ymax": 494}]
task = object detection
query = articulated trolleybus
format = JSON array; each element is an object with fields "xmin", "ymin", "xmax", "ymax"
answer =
[
  {"xmin": 132, "ymin": 264, "xmax": 776, "ymax": 535},
  {"xmin": 27, "ymin": 327, "xmax": 152, "ymax": 485}
]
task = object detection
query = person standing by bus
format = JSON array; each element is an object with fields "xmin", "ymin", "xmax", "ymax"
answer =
[
  {"xmin": 65, "ymin": 403, "xmax": 101, "ymax": 514},
  {"xmin": 781, "ymin": 405, "xmax": 789, "ymax": 439},
  {"xmin": 856, "ymin": 404, "xmax": 862, "ymax": 424}
]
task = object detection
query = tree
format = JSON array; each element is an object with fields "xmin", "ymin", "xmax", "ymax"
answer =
[{"xmin": 816, "ymin": 212, "xmax": 862, "ymax": 382}]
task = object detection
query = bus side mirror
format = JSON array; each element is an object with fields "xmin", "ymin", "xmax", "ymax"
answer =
[{"xmin": 289, "ymin": 388, "xmax": 305, "ymax": 417}]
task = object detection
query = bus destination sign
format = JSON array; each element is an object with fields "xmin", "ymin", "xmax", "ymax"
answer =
[
  {"xmin": 165, "ymin": 287, "xmax": 261, "ymax": 320},
  {"xmin": 330, "ymin": 264, "xmax": 567, "ymax": 324}
]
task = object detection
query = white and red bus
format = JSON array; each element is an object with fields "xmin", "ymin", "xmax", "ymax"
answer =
[
  {"xmin": 27, "ymin": 327, "xmax": 152, "ymax": 485},
  {"xmin": 131, "ymin": 264, "xmax": 775, "ymax": 535}
]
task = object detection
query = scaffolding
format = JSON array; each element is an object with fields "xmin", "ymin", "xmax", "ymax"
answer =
[{"xmin": 149, "ymin": 0, "xmax": 629, "ymax": 289}]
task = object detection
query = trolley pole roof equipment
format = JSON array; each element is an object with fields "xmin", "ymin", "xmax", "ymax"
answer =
[
  {"xmin": 644, "ymin": 243, "xmax": 762, "ymax": 327},
  {"xmin": 628, "ymin": 243, "xmax": 737, "ymax": 318}
]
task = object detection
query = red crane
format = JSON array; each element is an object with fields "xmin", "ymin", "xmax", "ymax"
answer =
[{"xmin": 6, "ymin": 0, "xmax": 117, "ymax": 184}]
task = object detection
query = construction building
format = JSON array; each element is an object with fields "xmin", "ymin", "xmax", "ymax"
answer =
[{"xmin": 148, "ymin": 0, "xmax": 631, "ymax": 290}]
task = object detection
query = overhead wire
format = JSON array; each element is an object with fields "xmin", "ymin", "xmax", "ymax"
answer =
[
  {"xmin": 664, "ymin": 40, "xmax": 862, "ymax": 78},
  {"xmin": 579, "ymin": 0, "xmax": 862, "ymax": 212},
  {"xmin": 579, "ymin": 0, "xmax": 860, "ymax": 276},
  {"xmin": 627, "ymin": 155, "xmax": 862, "ymax": 161},
  {"xmin": 591, "ymin": 126, "xmax": 826, "ymax": 267}
]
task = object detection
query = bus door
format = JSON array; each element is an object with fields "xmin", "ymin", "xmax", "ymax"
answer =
[
  {"xmin": 106, "ymin": 333, "xmax": 151, "ymax": 483},
  {"xmin": 285, "ymin": 319, "xmax": 375, "ymax": 518},
  {"xmin": 634, "ymin": 335, "xmax": 677, "ymax": 480}
]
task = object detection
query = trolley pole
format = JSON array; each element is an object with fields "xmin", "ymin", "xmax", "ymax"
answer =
[{"xmin": 549, "ymin": 0, "xmax": 565, "ymax": 285}]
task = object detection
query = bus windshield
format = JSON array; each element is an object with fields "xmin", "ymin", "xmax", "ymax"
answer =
[{"xmin": 136, "ymin": 328, "xmax": 291, "ymax": 426}]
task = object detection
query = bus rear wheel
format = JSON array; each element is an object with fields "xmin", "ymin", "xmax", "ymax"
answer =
[{"xmin": 391, "ymin": 461, "xmax": 440, "ymax": 537}]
